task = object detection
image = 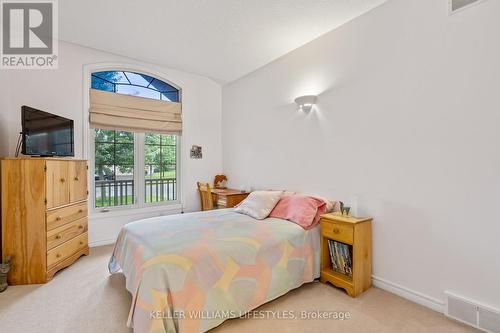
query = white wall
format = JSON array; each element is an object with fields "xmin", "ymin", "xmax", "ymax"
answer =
[
  {"xmin": 0, "ymin": 41, "xmax": 222, "ymax": 245},
  {"xmin": 223, "ymin": 0, "xmax": 500, "ymax": 310},
  {"xmin": 0, "ymin": 71, "xmax": 11, "ymax": 155}
]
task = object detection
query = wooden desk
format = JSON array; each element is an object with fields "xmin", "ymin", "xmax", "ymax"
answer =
[{"xmin": 211, "ymin": 188, "xmax": 249, "ymax": 208}]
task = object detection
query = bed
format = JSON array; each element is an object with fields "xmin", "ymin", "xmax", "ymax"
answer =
[{"xmin": 109, "ymin": 208, "xmax": 321, "ymax": 333}]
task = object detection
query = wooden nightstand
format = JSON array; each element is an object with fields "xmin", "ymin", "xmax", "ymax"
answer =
[
  {"xmin": 210, "ymin": 188, "xmax": 249, "ymax": 208},
  {"xmin": 320, "ymin": 212, "xmax": 372, "ymax": 297}
]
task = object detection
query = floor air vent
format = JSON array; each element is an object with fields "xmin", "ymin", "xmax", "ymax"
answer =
[
  {"xmin": 449, "ymin": 0, "xmax": 487, "ymax": 13},
  {"xmin": 446, "ymin": 292, "xmax": 500, "ymax": 333}
]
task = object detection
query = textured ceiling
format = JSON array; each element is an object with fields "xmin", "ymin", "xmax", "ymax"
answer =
[{"xmin": 59, "ymin": 0, "xmax": 386, "ymax": 83}]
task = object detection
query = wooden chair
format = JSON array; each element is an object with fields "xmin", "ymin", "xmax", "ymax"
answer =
[{"xmin": 197, "ymin": 182, "xmax": 214, "ymax": 211}]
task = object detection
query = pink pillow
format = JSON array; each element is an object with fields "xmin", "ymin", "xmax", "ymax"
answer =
[{"xmin": 269, "ymin": 195, "xmax": 326, "ymax": 229}]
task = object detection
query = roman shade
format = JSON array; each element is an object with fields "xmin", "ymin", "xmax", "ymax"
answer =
[{"xmin": 89, "ymin": 89, "xmax": 182, "ymax": 134}]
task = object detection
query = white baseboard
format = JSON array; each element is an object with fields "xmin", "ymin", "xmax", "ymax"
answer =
[
  {"xmin": 89, "ymin": 238, "xmax": 116, "ymax": 248},
  {"xmin": 372, "ymin": 275, "xmax": 445, "ymax": 313}
]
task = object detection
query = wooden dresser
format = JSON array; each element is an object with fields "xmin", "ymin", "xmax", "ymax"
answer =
[
  {"xmin": 1, "ymin": 158, "xmax": 89, "ymax": 284},
  {"xmin": 320, "ymin": 213, "xmax": 372, "ymax": 297}
]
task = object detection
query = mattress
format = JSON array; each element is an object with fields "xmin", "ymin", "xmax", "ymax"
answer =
[{"xmin": 109, "ymin": 209, "xmax": 320, "ymax": 333}]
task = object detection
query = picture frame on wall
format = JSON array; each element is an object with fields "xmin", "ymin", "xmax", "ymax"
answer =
[{"xmin": 190, "ymin": 145, "xmax": 202, "ymax": 159}]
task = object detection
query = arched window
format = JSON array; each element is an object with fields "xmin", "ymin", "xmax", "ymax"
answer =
[
  {"xmin": 91, "ymin": 71, "xmax": 180, "ymax": 102},
  {"xmin": 90, "ymin": 70, "xmax": 181, "ymax": 211}
]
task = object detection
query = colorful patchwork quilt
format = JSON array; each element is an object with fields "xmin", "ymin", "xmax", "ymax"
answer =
[{"xmin": 109, "ymin": 209, "xmax": 320, "ymax": 333}]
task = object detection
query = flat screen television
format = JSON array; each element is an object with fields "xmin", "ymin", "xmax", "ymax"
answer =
[{"xmin": 22, "ymin": 106, "xmax": 74, "ymax": 157}]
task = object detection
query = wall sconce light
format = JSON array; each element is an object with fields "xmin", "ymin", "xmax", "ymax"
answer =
[{"xmin": 294, "ymin": 95, "xmax": 317, "ymax": 112}]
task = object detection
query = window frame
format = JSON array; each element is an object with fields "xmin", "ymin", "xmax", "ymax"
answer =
[
  {"xmin": 143, "ymin": 134, "xmax": 179, "ymax": 205},
  {"xmin": 138, "ymin": 132, "xmax": 182, "ymax": 208},
  {"xmin": 89, "ymin": 131, "xmax": 181, "ymax": 214},
  {"xmin": 93, "ymin": 129, "xmax": 136, "ymax": 208},
  {"xmin": 90, "ymin": 71, "xmax": 180, "ymax": 102},
  {"xmin": 83, "ymin": 63, "xmax": 183, "ymax": 217}
]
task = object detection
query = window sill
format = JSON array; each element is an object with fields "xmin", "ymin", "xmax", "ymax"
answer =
[{"xmin": 89, "ymin": 203, "xmax": 182, "ymax": 220}]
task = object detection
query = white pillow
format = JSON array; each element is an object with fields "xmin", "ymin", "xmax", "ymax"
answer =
[
  {"xmin": 305, "ymin": 194, "xmax": 337, "ymax": 213},
  {"xmin": 234, "ymin": 191, "xmax": 283, "ymax": 220}
]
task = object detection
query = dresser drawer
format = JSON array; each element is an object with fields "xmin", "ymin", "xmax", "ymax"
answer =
[
  {"xmin": 217, "ymin": 196, "xmax": 227, "ymax": 208},
  {"xmin": 47, "ymin": 232, "xmax": 88, "ymax": 268},
  {"xmin": 47, "ymin": 217, "xmax": 88, "ymax": 250},
  {"xmin": 321, "ymin": 220, "xmax": 354, "ymax": 244},
  {"xmin": 46, "ymin": 201, "xmax": 87, "ymax": 231}
]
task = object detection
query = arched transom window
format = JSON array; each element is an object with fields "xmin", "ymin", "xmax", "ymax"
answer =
[{"xmin": 91, "ymin": 71, "xmax": 180, "ymax": 102}]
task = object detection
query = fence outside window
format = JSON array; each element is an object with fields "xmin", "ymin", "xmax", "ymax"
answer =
[{"xmin": 95, "ymin": 178, "xmax": 177, "ymax": 207}]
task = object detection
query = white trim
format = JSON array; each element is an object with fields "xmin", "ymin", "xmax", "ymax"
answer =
[
  {"xmin": 88, "ymin": 129, "xmax": 96, "ymax": 208},
  {"xmin": 142, "ymin": 135, "xmax": 182, "ymax": 209},
  {"xmin": 89, "ymin": 203, "xmax": 182, "ymax": 220},
  {"xmin": 372, "ymin": 275, "xmax": 445, "ymax": 313},
  {"xmin": 82, "ymin": 62, "xmax": 183, "ymax": 215},
  {"xmin": 90, "ymin": 131, "xmax": 139, "ymax": 213},
  {"xmin": 135, "ymin": 132, "xmax": 144, "ymax": 207},
  {"xmin": 89, "ymin": 238, "xmax": 116, "ymax": 248}
]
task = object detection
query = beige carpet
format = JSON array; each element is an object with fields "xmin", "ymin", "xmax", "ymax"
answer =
[{"xmin": 0, "ymin": 245, "xmax": 478, "ymax": 333}]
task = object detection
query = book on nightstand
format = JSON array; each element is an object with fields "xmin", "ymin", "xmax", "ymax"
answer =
[{"xmin": 328, "ymin": 240, "xmax": 353, "ymax": 278}]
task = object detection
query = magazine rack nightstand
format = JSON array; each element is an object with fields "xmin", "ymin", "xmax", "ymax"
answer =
[{"xmin": 320, "ymin": 212, "xmax": 372, "ymax": 297}]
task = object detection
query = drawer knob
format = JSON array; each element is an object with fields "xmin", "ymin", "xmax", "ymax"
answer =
[
  {"xmin": 60, "ymin": 178, "xmax": 66, "ymax": 183},
  {"xmin": 56, "ymin": 253, "xmax": 62, "ymax": 258},
  {"xmin": 333, "ymin": 228, "xmax": 340, "ymax": 234},
  {"xmin": 78, "ymin": 225, "xmax": 84, "ymax": 229},
  {"xmin": 79, "ymin": 241, "xmax": 84, "ymax": 245},
  {"xmin": 56, "ymin": 216, "xmax": 62, "ymax": 221},
  {"xmin": 55, "ymin": 234, "xmax": 62, "ymax": 239},
  {"xmin": 78, "ymin": 209, "xmax": 83, "ymax": 213},
  {"xmin": 74, "ymin": 177, "xmax": 80, "ymax": 181}
]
